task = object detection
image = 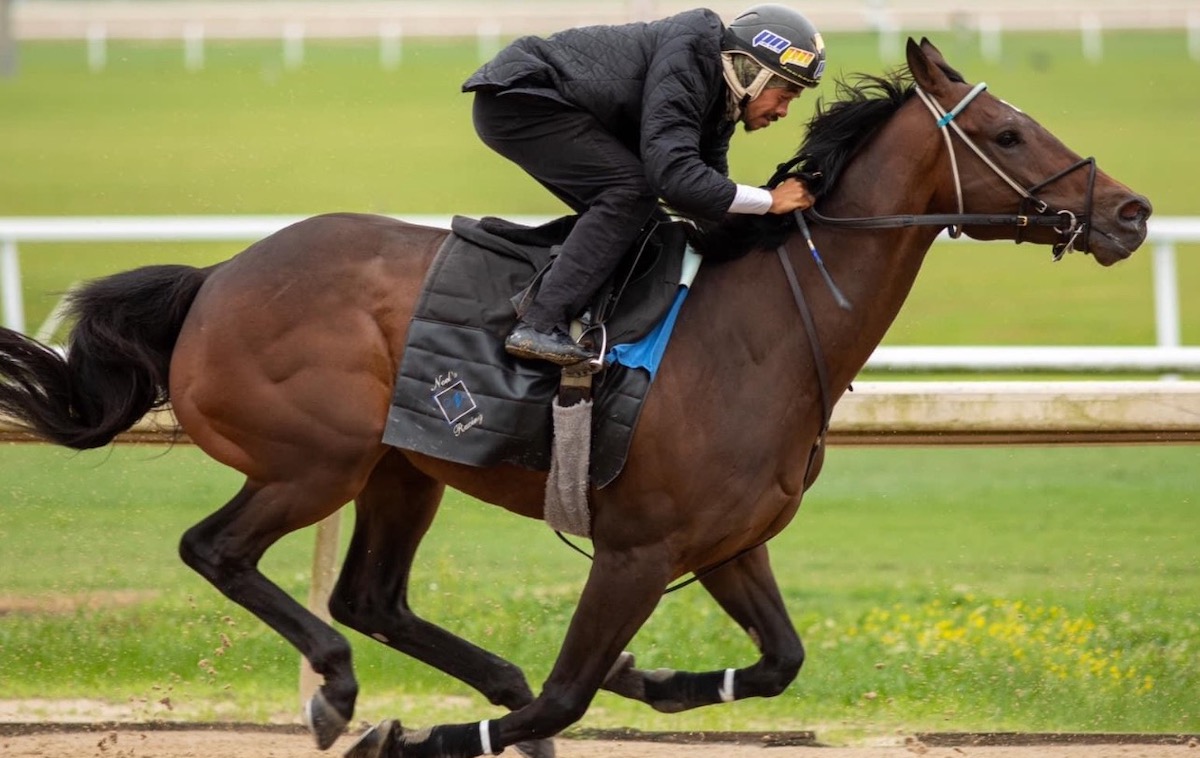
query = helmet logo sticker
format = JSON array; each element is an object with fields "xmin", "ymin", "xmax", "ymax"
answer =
[
  {"xmin": 780, "ymin": 47, "xmax": 816, "ymax": 67},
  {"xmin": 751, "ymin": 29, "xmax": 792, "ymax": 54},
  {"xmin": 813, "ymin": 60, "xmax": 826, "ymax": 79}
]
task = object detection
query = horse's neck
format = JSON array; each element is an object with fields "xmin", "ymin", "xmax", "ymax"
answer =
[
  {"xmin": 802, "ymin": 108, "xmax": 950, "ymax": 385},
  {"xmin": 677, "ymin": 109, "xmax": 949, "ymax": 447}
]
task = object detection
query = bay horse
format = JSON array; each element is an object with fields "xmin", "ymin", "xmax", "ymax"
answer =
[{"xmin": 0, "ymin": 39, "xmax": 1148, "ymax": 758}]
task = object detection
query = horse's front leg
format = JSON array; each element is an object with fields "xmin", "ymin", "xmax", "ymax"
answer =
[
  {"xmin": 601, "ymin": 544, "xmax": 805, "ymax": 711},
  {"xmin": 350, "ymin": 545, "xmax": 671, "ymax": 758}
]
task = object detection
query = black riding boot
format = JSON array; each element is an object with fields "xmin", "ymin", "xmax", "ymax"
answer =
[{"xmin": 505, "ymin": 322, "xmax": 596, "ymax": 366}]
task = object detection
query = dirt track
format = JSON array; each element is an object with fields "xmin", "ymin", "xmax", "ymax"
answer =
[{"xmin": 1, "ymin": 727, "xmax": 1197, "ymax": 758}]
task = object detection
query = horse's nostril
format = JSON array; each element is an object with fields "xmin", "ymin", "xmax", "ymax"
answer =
[{"xmin": 1120, "ymin": 195, "xmax": 1152, "ymax": 225}]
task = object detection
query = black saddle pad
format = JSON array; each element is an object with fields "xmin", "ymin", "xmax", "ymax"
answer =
[{"xmin": 382, "ymin": 215, "xmax": 688, "ymax": 487}]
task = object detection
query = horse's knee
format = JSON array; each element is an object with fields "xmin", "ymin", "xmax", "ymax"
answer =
[
  {"xmin": 178, "ymin": 523, "xmax": 223, "ymax": 580},
  {"xmin": 179, "ymin": 521, "xmax": 261, "ymax": 595},
  {"xmin": 756, "ymin": 641, "xmax": 806, "ymax": 698},
  {"xmin": 178, "ymin": 486, "xmax": 265, "ymax": 583}
]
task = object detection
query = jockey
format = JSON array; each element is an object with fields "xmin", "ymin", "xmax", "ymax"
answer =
[{"xmin": 463, "ymin": 4, "xmax": 826, "ymax": 366}]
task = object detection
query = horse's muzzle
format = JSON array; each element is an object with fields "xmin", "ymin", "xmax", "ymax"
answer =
[{"xmin": 1088, "ymin": 192, "xmax": 1152, "ymax": 266}]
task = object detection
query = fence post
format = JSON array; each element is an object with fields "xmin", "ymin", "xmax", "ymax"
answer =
[
  {"xmin": 87, "ymin": 23, "xmax": 107, "ymax": 72},
  {"xmin": 1, "ymin": 237, "xmax": 24, "ymax": 333},
  {"xmin": 1081, "ymin": 14, "xmax": 1103, "ymax": 63},
  {"xmin": 477, "ymin": 20, "xmax": 501, "ymax": 63},
  {"xmin": 299, "ymin": 511, "xmax": 344, "ymax": 706},
  {"xmin": 980, "ymin": 16, "xmax": 1002, "ymax": 63},
  {"xmin": 1154, "ymin": 239, "xmax": 1182, "ymax": 381},
  {"xmin": 184, "ymin": 23, "xmax": 205, "ymax": 72},
  {"xmin": 284, "ymin": 22, "xmax": 305, "ymax": 70},
  {"xmin": 0, "ymin": 0, "xmax": 17, "ymax": 78},
  {"xmin": 1190, "ymin": 13, "xmax": 1200, "ymax": 62},
  {"xmin": 379, "ymin": 23, "xmax": 402, "ymax": 70},
  {"xmin": 1154, "ymin": 240, "xmax": 1182, "ymax": 348}
]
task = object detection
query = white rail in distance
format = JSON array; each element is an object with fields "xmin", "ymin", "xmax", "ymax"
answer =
[
  {"xmin": 0, "ymin": 214, "xmax": 1197, "ymax": 373},
  {"xmin": 16, "ymin": 1, "xmax": 1200, "ymax": 37},
  {"xmin": 4, "ymin": 380, "xmax": 1198, "ymax": 446},
  {"xmin": 15, "ymin": 1, "xmax": 1200, "ymax": 72}
]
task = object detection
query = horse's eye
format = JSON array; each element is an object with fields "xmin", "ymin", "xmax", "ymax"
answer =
[{"xmin": 996, "ymin": 130, "xmax": 1022, "ymax": 148}]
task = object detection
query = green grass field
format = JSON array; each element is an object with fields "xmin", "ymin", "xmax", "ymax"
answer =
[{"xmin": 0, "ymin": 31, "xmax": 1199, "ymax": 740}]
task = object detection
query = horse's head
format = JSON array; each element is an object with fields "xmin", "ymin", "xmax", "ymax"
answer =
[{"xmin": 906, "ymin": 38, "xmax": 1151, "ymax": 265}]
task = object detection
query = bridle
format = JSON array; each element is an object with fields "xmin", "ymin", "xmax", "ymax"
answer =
[
  {"xmin": 911, "ymin": 82, "xmax": 1097, "ymax": 258},
  {"xmin": 777, "ymin": 80, "xmax": 1099, "ymax": 260}
]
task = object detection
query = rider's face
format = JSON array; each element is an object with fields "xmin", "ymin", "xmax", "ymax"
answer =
[{"xmin": 742, "ymin": 86, "xmax": 803, "ymax": 132}]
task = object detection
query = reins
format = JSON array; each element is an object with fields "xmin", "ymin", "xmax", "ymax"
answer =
[{"xmin": 773, "ymin": 82, "xmax": 1099, "ymax": 259}]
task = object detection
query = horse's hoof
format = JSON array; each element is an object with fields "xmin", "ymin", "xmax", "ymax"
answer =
[
  {"xmin": 514, "ymin": 737, "xmax": 556, "ymax": 758},
  {"xmin": 305, "ymin": 689, "xmax": 351, "ymax": 750},
  {"xmin": 343, "ymin": 719, "xmax": 399, "ymax": 758}
]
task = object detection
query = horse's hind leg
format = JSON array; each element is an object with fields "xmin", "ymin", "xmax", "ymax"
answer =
[
  {"xmin": 331, "ymin": 450, "xmax": 552, "ymax": 758},
  {"xmin": 329, "ymin": 450, "xmax": 537, "ymax": 710},
  {"xmin": 601, "ymin": 545, "xmax": 805, "ymax": 712},
  {"xmin": 178, "ymin": 478, "xmax": 365, "ymax": 750}
]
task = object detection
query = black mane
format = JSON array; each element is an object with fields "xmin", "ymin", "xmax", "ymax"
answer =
[{"xmin": 694, "ymin": 69, "xmax": 919, "ymax": 261}]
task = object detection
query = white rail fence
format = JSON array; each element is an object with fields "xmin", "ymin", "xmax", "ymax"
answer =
[
  {"xmin": 13, "ymin": 1, "xmax": 1200, "ymax": 70},
  {"xmin": 1, "ymin": 214, "xmax": 1197, "ymax": 374},
  {"xmin": 5, "ymin": 380, "xmax": 1197, "ymax": 447}
]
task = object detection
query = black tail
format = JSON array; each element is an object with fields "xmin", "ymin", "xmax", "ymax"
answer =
[{"xmin": 0, "ymin": 264, "xmax": 212, "ymax": 449}]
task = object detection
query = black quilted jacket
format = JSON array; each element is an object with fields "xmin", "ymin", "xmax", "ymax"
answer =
[{"xmin": 462, "ymin": 8, "xmax": 738, "ymax": 220}]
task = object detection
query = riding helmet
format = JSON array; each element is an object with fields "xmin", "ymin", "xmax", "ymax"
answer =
[{"xmin": 723, "ymin": 4, "xmax": 826, "ymax": 88}]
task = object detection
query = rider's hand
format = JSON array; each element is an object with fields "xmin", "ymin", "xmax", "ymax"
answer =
[{"xmin": 768, "ymin": 178, "xmax": 814, "ymax": 214}]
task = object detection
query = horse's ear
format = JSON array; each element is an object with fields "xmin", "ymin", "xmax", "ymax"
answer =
[
  {"xmin": 919, "ymin": 37, "xmax": 948, "ymax": 66},
  {"xmin": 906, "ymin": 37, "xmax": 951, "ymax": 96}
]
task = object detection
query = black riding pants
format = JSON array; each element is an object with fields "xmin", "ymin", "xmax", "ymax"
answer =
[{"xmin": 471, "ymin": 91, "xmax": 659, "ymax": 331}]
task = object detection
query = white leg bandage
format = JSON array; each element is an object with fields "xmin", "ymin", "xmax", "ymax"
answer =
[
  {"xmin": 718, "ymin": 668, "xmax": 737, "ymax": 703},
  {"xmin": 478, "ymin": 720, "xmax": 493, "ymax": 755}
]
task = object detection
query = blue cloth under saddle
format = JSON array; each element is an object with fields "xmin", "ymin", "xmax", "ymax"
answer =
[
  {"xmin": 607, "ymin": 244, "xmax": 699, "ymax": 379},
  {"xmin": 607, "ymin": 286, "xmax": 688, "ymax": 380}
]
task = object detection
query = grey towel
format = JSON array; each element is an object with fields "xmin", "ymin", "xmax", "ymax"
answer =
[{"xmin": 544, "ymin": 398, "xmax": 593, "ymax": 537}]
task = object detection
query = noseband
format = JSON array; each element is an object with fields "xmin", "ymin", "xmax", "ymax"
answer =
[{"xmin": 794, "ymin": 81, "xmax": 1098, "ymax": 259}]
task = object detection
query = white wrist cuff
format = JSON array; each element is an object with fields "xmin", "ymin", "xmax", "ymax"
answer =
[{"xmin": 728, "ymin": 184, "xmax": 773, "ymax": 215}]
